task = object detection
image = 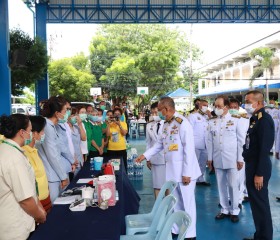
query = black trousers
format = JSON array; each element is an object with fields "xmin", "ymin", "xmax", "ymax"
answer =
[
  {"xmin": 245, "ymin": 163, "xmax": 273, "ymax": 240},
  {"xmin": 106, "ymin": 149, "xmax": 127, "ymax": 173}
]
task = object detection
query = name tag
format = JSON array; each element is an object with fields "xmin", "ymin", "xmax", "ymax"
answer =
[{"xmin": 168, "ymin": 144, "xmax": 178, "ymax": 151}]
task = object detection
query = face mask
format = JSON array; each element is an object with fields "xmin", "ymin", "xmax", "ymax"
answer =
[
  {"xmin": 158, "ymin": 111, "xmax": 166, "ymax": 120},
  {"xmin": 24, "ymin": 131, "xmax": 33, "ymax": 145},
  {"xmin": 79, "ymin": 113, "xmax": 87, "ymax": 121},
  {"xmin": 269, "ymin": 104, "xmax": 274, "ymax": 108},
  {"xmin": 97, "ymin": 116, "xmax": 103, "ymax": 122},
  {"xmin": 66, "ymin": 110, "xmax": 71, "ymax": 118},
  {"xmin": 201, "ymin": 106, "xmax": 208, "ymax": 113},
  {"xmin": 215, "ymin": 108, "xmax": 224, "ymax": 116},
  {"xmin": 100, "ymin": 105, "xmax": 106, "ymax": 110},
  {"xmin": 58, "ymin": 112, "xmax": 68, "ymax": 123},
  {"xmin": 229, "ymin": 109, "xmax": 239, "ymax": 115},
  {"xmin": 120, "ymin": 115, "xmax": 125, "ymax": 122},
  {"xmin": 70, "ymin": 117, "xmax": 77, "ymax": 125},
  {"xmin": 245, "ymin": 104, "xmax": 256, "ymax": 114},
  {"xmin": 35, "ymin": 134, "xmax": 45, "ymax": 145},
  {"xmin": 88, "ymin": 115, "xmax": 99, "ymax": 122},
  {"xmin": 153, "ymin": 116, "xmax": 161, "ymax": 122},
  {"xmin": 105, "ymin": 116, "xmax": 109, "ymax": 121}
]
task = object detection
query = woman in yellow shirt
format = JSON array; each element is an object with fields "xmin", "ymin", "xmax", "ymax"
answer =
[
  {"xmin": 107, "ymin": 108, "xmax": 128, "ymax": 172},
  {"xmin": 22, "ymin": 116, "xmax": 52, "ymax": 213}
]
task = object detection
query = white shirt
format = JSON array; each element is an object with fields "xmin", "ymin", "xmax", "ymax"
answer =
[
  {"xmin": 207, "ymin": 113, "xmax": 248, "ymax": 169},
  {"xmin": 144, "ymin": 112, "xmax": 201, "ymax": 182},
  {"xmin": 0, "ymin": 139, "xmax": 37, "ymax": 240}
]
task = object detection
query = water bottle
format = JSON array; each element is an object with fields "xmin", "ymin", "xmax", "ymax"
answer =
[{"xmin": 90, "ymin": 158, "xmax": 94, "ymax": 171}]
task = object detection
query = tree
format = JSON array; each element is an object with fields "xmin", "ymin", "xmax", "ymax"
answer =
[
  {"xmin": 10, "ymin": 29, "xmax": 48, "ymax": 96},
  {"xmin": 249, "ymin": 47, "xmax": 279, "ymax": 103},
  {"xmin": 89, "ymin": 25, "xmax": 201, "ymax": 106},
  {"xmin": 49, "ymin": 54, "xmax": 96, "ymax": 101}
]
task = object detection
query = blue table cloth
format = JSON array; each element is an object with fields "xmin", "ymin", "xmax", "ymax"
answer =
[{"xmin": 29, "ymin": 158, "xmax": 140, "ymax": 240}]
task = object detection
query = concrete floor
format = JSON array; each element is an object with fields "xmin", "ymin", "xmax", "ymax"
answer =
[{"xmin": 128, "ymin": 138, "xmax": 280, "ymax": 240}]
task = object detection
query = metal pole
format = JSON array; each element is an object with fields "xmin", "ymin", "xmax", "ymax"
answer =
[
  {"xmin": 0, "ymin": 0, "xmax": 11, "ymax": 115},
  {"xmin": 189, "ymin": 24, "xmax": 193, "ymax": 110}
]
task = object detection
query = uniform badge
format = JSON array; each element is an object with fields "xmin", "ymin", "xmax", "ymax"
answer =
[
  {"xmin": 197, "ymin": 117, "xmax": 201, "ymax": 120},
  {"xmin": 168, "ymin": 143, "xmax": 178, "ymax": 151}
]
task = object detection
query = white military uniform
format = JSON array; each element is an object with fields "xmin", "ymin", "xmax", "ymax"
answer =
[
  {"xmin": 144, "ymin": 112, "xmax": 201, "ymax": 238},
  {"xmin": 207, "ymin": 112, "xmax": 247, "ymax": 216},
  {"xmin": 146, "ymin": 119, "xmax": 165, "ymax": 189},
  {"xmin": 188, "ymin": 110, "xmax": 209, "ymax": 183},
  {"xmin": 265, "ymin": 106, "xmax": 279, "ymax": 152}
]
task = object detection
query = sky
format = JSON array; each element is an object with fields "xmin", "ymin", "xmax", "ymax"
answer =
[{"xmin": 8, "ymin": 0, "xmax": 280, "ymax": 69}]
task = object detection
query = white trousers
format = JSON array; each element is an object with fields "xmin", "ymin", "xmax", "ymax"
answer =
[
  {"xmin": 172, "ymin": 180, "xmax": 197, "ymax": 238},
  {"xmin": 195, "ymin": 148, "xmax": 208, "ymax": 182},
  {"xmin": 216, "ymin": 168, "xmax": 240, "ymax": 215},
  {"xmin": 238, "ymin": 164, "xmax": 247, "ymax": 204}
]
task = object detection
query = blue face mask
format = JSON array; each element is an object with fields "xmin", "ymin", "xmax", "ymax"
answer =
[
  {"xmin": 66, "ymin": 110, "xmax": 71, "ymax": 118},
  {"xmin": 79, "ymin": 113, "xmax": 87, "ymax": 121},
  {"xmin": 35, "ymin": 134, "xmax": 45, "ymax": 145},
  {"xmin": 58, "ymin": 112, "xmax": 68, "ymax": 124},
  {"xmin": 70, "ymin": 117, "xmax": 77, "ymax": 125},
  {"xmin": 229, "ymin": 109, "xmax": 239, "ymax": 115},
  {"xmin": 24, "ymin": 131, "xmax": 33, "ymax": 145},
  {"xmin": 158, "ymin": 111, "xmax": 166, "ymax": 120},
  {"xmin": 88, "ymin": 115, "xmax": 99, "ymax": 122},
  {"xmin": 120, "ymin": 115, "xmax": 125, "ymax": 122}
]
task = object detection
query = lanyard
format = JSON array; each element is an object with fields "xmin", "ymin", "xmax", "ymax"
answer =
[
  {"xmin": 2, "ymin": 140, "xmax": 39, "ymax": 196},
  {"xmin": 2, "ymin": 140, "xmax": 24, "ymax": 153}
]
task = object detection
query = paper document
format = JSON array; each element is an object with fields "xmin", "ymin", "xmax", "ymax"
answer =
[
  {"xmin": 53, "ymin": 195, "xmax": 81, "ymax": 205},
  {"xmin": 76, "ymin": 178, "xmax": 92, "ymax": 184}
]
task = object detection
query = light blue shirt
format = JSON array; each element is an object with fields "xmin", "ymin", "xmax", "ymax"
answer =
[
  {"xmin": 37, "ymin": 118, "xmax": 68, "ymax": 182},
  {"xmin": 56, "ymin": 123, "xmax": 75, "ymax": 174}
]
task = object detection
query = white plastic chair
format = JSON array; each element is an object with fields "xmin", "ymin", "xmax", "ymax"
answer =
[
  {"xmin": 120, "ymin": 195, "xmax": 177, "ymax": 240},
  {"xmin": 125, "ymin": 180, "xmax": 177, "ymax": 235},
  {"xmin": 156, "ymin": 211, "xmax": 191, "ymax": 240}
]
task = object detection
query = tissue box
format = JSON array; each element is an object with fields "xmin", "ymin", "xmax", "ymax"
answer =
[{"xmin": 97, "ymin": 179, "xmax": 116, "ymax": 206}]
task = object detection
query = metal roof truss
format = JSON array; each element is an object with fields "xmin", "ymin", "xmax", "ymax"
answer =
[{"xmin": 44, "ymin": 0, "xmax": 280, "ymax": 23}]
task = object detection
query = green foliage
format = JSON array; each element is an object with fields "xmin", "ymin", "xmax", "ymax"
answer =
[
  {"xmin": 10, "ymin": 29, "xmax": 48, "ymax": 96},
  {"xmin": 89, "ymin": 25, "xmax": 201, "ymax": 105},
  {"xmin": 49, "ymin": 54, "xmax": 96, "ymax": 101},
  {"xmin": 18, "ymin": 90, "xmax": 35, "ymax": 105}
]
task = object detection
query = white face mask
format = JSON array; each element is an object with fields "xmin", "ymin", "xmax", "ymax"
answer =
[
  {"xmin": 245, "ymin": 103, "xmax": 256, "ymax": 114},
  {"xmin": 153, "ymin": 116, "xmax": 161, "ymax": 122},
  {"xmin": 215, "ymin": 108, "xmax": 224, "ymax": 116},
  {"xmin": 201, "ymin": 106, "xmax": 208, "ymax": 113}
]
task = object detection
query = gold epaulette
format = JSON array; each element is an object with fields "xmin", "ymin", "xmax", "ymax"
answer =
[
  {"xmin": 175, "ymin": 117, "xmax": 183, "ymax": 124},
  {"xmin": 231, "ymin": 114, "xmax": 241, "ymax": 119},
  {"xmin": 239, "ymin": 113, "xmax": 248, "ymax": 119},
  {"xmin": 258, "ymin": 112, "xmax": 262, "ymax": 120}
]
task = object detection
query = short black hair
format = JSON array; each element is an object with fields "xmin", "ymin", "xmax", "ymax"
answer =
[
  {"xmin": 113, "ymin": 107, "xmax": 123, "ymax": 115},
  {"xmin": 29, "ymin": 116, "xmax": 46, "ymax": 133},
  {"xmin": 216, "ymin": 95, "xmax": 230, "ymax": 107},
  {"xmin": 151, "ymin": 102, "xmax": 158, "ymax": 109},
  {"xmin": 229, "ymin": 98, "xmax": 240, "ymax": 107},
  {"xmin": 96, "ymin": 108, "xmax": 103, "ymax": 114},
  {"xmin": 0, "ymin": 114, "xmax": 29, "ymax": 138},
  {"xmin": 194, "ymin": 98, "xmax": 200, "ymax": 104},
  {"xmin": 41, "ymin": 96, "xmax": 67, "ymax": 118}
]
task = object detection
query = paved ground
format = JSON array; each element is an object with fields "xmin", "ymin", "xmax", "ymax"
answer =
[{"xmin": 128, "ymin": 137, "xmax": 280, "ymax": 240}]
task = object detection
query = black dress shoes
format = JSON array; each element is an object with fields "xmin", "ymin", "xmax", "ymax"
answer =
[
  {"xmin": 185, "ymin": 238, "xmax": 196, "ymax": 240},
  {"xmin": 230, "ymin": 215, "xmax": 239, "ymax": 223},
  {"xmin": 276, "ymin": 197, "xmax": 280, "ymax": 201},
  {"xmin": 242, "ymin": 196, "xmax": 250, "ymax": 203},
  {"xmin": 172, "ymin": 233, "xmax": 178, "ymax": 239},
  {"xmin": 215, "ymin": 213, "xmax": 229, "ymax": 220},
  {"xmin": 238, "ymin": 203, "xmax": 242, "ymax": 209},
  {"xmin": 243, "ymin": 237, "xmax": 254, "ymax": 240}
]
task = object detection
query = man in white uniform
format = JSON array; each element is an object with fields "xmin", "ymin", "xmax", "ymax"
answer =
[
  {"xmin": 188, "ymin": 99, "xmax": 211, "ymax": 186},
  {"xmin": 145, "ymin": 102, "xmax": 165, "ymax": 199},
  {"xmin": 265, "ymin": 99, "xmax": 279, "ymax": 154},
  {"xmin": 136, "ymin": 97, "xmax": 201, "ymax": 240},
  {"xmin": 207, "ymin": 96, "xmax": 247, "ymax": 223}
]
